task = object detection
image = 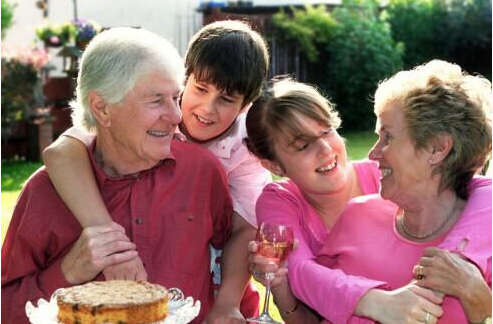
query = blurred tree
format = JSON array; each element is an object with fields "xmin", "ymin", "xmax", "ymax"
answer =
[
  {"xmin": 1, "ymin": 0, "xmax": 15, "ymax": 39},
  {"xmin": 386, "ymin": 0, "xmax": 492, "ymax": 79},
  {"xmin": 272, "ymin": 5, "xmax": 337, "ymax": 62},
  {"xmin": 323, "ymin": 0, "xmax": 403, "ymax": 130},
  {"xmin": 272, "ymin": 0, "xmax": 403, "ymax": 130}
]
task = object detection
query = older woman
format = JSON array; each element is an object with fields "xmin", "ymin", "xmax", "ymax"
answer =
[
  {"xmin": 316, "ymin": 59, "xmax": 491, "ymax": 323},
  {"xmin": 247, "ymin": 62, "xmax": 490, "ymax": 324}
]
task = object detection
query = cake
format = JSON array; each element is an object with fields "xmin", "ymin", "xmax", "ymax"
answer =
[{"xmin": 57, "ymin": 280, "xmax": 168, "ymax": 324}]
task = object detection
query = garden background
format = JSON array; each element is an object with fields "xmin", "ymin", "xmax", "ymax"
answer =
[{"xmin": 1, "ymin": 0, "xmax": 491, "ymax": 321}]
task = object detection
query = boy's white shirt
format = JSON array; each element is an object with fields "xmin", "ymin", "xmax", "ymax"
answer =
[{"xmin": 200, "ymin": 112, "xmax": 272, "ymax": 228}]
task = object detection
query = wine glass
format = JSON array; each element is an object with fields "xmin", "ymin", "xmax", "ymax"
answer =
[{"xmin": 248, "ymin": 222, "xmax": 294, "ymax": 324}]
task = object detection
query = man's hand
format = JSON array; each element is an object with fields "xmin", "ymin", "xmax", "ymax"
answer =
[
  {"xmin": 102, "ymin": 256, "xmax": 148, "ymax": 281},
  {"xmin": 61, "ymin": 223, "xmax": 138, "ymax": 284},
  {"xmin": 203, "ymin": 302, "xmax": 245, "ymax": 324}
]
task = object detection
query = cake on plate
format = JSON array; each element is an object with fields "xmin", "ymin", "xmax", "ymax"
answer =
[{"xmin": 57, "ymin": 280, "xmax": 168, "ymax": 324}]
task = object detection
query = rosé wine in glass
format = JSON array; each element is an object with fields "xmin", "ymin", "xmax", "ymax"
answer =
[{"xmin": 249, "ymin": 222, "xmax": 294, "ymax": 324}]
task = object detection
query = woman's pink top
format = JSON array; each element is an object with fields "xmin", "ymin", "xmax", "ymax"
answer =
[{"xmin": 317, "ymin": 188, "xmax": 492, "ymax": 323}]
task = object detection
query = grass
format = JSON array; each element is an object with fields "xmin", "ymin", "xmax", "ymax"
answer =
[
  {"xmin": 1, "ymin": 131, "xmax": 375, "ymax": 322},
  {"xmin": 1, "ymin": 159, "xmax": 42, "ymax": 241},
  {"xmin": 340, "ymin": 130, "xmax": 377, "ymax": 160}
]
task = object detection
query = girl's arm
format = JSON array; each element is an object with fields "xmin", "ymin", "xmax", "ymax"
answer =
[
  {"xmin": 43, "ymin": 133, "xmax": 113, "ymax": 227},
  {"xmin": 256, "ymin": 185, "xmax": 386, "ymax": 324}
]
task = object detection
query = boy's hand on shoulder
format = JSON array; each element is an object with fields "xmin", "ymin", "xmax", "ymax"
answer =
[{"xmin": 202, "ymin": 303, "xmax": 245, "ymax": 324}]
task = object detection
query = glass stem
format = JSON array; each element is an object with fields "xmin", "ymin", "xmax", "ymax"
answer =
[{"xmin": 261, "ymin": 274, "xmax": 273, "ymax": 315}]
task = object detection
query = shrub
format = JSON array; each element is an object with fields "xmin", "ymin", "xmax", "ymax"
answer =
[
  {"xmin": 1, "ymin": 0, "xmax": 15, "ymax": 39},
  {"xmin": 324, "ymin": 0, "xmax": 403, "ymax": 130},
  {"xmin": 1, "ymin": 45, "xmax": 50, "ymax": 135},
  {"xmin": 386, "ymin": 0, "xmax": 492, "ymax": 78},
  {"xmin": 271, "ymin": 0, "xmax": 403, "ymax": 130},
  {"xmin": 272, "ymin": 5, "xmax": 336, "ymax": 62}
]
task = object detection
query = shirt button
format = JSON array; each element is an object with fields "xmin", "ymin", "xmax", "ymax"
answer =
[
  {"xmin": 136, "ymin": 217, "xmax": 144, "ymax": 224},
  {"xmin": 188, "ymin": 215, "xmax": 194, "ymax": 221}
]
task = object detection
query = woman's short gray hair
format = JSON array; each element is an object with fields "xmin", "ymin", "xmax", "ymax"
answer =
[
  {"xmin": 71, "ymin": 27, "xmax": 184, "ymax": 131},
  {"xmin": 374, "ymin": 60, "xmax": 492, "ymax": 198}
]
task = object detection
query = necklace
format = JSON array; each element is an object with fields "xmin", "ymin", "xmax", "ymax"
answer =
[{"xmin": 401, "ymin": 196, "xmax": 459, "ymax": 240}]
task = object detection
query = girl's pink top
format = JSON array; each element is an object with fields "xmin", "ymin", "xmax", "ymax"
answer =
[{"xmin": 256, "ymin": 160, "xmax": 385, "ymax": 323}]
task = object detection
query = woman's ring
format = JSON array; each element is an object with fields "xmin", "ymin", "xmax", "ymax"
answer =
[
  {"xmin": 424, "ymin": 311, "xmax": 431, "ymax": 324},
  {"xmin": 414, "ymin": 265, "xmax": 425, "ymax": 280}
]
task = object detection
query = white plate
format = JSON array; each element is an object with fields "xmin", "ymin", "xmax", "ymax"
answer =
[{"xmin": 25, "ymin": 287, "xmax": 200, "ymax": 324}]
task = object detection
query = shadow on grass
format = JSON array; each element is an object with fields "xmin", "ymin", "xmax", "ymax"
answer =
[{"xmin": 1, "ymin": 159, "xmax": 43, "ymax": 191}]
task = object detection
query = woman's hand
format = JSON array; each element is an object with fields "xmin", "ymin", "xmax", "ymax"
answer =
[
  {"xmin": 247, "ymin": 241, "xmax": 320, "ymax": 324},
  {"xmin": 247, "ymin": 240, "xmax": 289, "ymax": 288},
  {"xmin": 355, "ymin": 283, "xmax": 443, "ymax": 324},
  {"xmin": 413, "ymin": 247, "xmax": 491, "ymax": 323}
]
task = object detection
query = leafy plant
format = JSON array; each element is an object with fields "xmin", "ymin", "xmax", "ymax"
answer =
[
  {"xmin": 324, "ymin": 0, "xmax": 403, "ymax": 130},
  {"xmin": 272, "ymin": 5, "xmax": 336, "ymax": 62},
  {"xmin": 386, "ymin": 0, "xmax": 492, "ymax": 78},
  {"xmin": 271, "ymin": 0, "xmax": 403, "ymax": 130},
  {"xmin": 35, "ymin": 21, "xmax": 77, "ymax": 47},
  {"xmin": 1, "ymin": 0, "xmax": 15, "ymax": 39},
  {"xmin": 1, "ymin": 45, "xmax": 50, "ymax": 135}
]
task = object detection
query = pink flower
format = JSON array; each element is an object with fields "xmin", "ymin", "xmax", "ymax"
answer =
[
  {"xmin": 1, "ymin": 44, "xmax": 50, "ymax": 72},
  {"xmin": 49, "ymin": 35, "xmax": 60, "ymax": 45}
]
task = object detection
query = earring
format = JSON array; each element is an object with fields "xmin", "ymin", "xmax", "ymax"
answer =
[{"xmin": 428, "ymin": 158, "xmax": 434, "ymax": 164}]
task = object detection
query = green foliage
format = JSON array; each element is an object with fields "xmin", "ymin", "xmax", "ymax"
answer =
[
  {"xmin": 272, "ymin": 0, "xmax": 403, "ymax": 130},
  {"xmin": 1, "ymin": 159, "xmax": 42, "ymax": 191},
  {"xmin": 272, "ymin": 5, "xmax": 336, "ymax": 62},
  {"xmin": 324, "ymin": 0, "xmax": 403, "ymax": 130},
  {"xmin": 386, "ymin": 0, "xmax": 492, "ymax": 78},
  {"xmin": 1, "ymin": 0, "xmax": 15, "ymax": 39},
  {"xmin": 35, "ymin": 21, "xmax": 77, "ymax": 46},
  {"xmin": 1, "ymin": 60, "xmax": 42, "ymax": 133}
]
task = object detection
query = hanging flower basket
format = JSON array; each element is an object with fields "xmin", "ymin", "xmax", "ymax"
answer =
[
  {"xmin": 36, "ymin": 21, "xmax": 76, "ymax": 47},
  {"xmin": 72, "ymin": 19, "xmax": 101, "ymax": 50}
]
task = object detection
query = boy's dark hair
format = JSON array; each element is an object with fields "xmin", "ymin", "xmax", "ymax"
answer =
[{"xmin": 185, "ymin": 20, "xmax": 269, "ymax": 106}]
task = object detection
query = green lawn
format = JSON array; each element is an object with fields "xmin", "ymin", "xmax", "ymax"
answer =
[
  {"xmin": 1, "ymin": 131, "xmax": 375, "ymax": 322},
  {"xmin": 340, "ymin": 130, "xmax": 377, "ymax": 160},
  {"xmin": 1, "ymin": 160, "xmax": 42, "ymax": 242}
]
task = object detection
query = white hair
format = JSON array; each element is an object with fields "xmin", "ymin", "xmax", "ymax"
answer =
[{"xmin": 71, "ymin": 27, "xmax": 184, "ymax": 131}]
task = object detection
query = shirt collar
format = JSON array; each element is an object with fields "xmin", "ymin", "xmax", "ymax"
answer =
[
  {"xmin": 202, "ymin": 112, "xmax": 248, "ymax": 159},
  {"xmin": 88, "ymin": 137, "xmax": 177, "ymax": 188}
]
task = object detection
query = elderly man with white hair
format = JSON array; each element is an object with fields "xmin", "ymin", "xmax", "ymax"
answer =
[{"xmin": 2, "ymin": 27, "xmax": 234, "ymax": 324}]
